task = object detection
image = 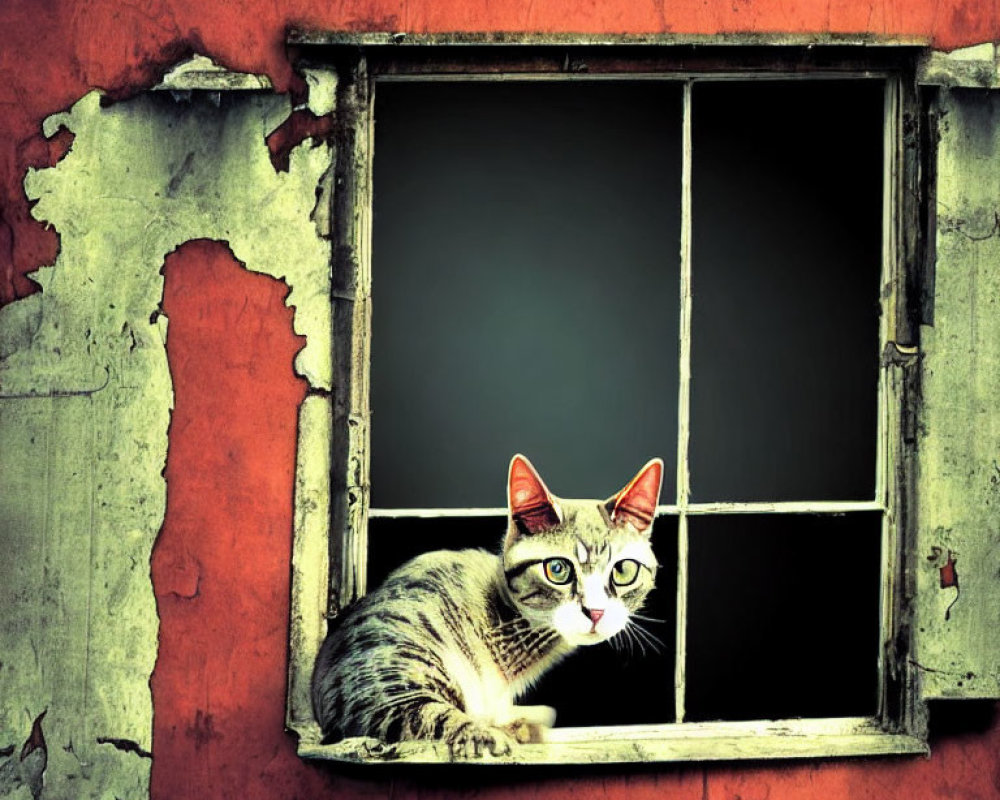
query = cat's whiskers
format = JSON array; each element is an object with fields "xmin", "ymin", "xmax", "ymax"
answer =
[
  {"xmin": 609, "ymin": 629, "xmax": 634, "ymax": 657},
  {"xmin": 630, "ymin": 612, "xmax": 667, "ymax": 625},
  {"xmin": 625, "ymin": 617, "xmax": 665, "ymax": 656},
  {"xmin": 625, "ymin": 621, "xmax": 650, "ymax": 657}
]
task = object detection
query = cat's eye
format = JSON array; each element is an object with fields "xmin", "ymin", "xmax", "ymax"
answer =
[
  {"xmin": 611, "ymin": 559, "xmax": 641, "ymax": 586},
  {"xmin": 543, "ymin": 558, "xmax": 574, "ymax": 585}
]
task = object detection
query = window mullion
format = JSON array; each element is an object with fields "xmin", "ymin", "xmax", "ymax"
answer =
[{"xmin": 674, "ymin": 79, "xmax": 694, "ymax": 725}]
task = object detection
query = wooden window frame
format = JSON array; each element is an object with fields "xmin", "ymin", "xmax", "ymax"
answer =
[{"xmin": 285, "ymin": 34, "xmax": 931, "ymax": 764}]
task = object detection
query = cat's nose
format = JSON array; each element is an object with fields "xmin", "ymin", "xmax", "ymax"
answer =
[{"xmin": 584, "ymin": 608, "xmax": 604, "ymax": 624}]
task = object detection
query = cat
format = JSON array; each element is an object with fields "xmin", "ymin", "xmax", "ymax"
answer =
[{"xmin": 311, "ymin": 453, "xmax": 663, "ymax": 758}]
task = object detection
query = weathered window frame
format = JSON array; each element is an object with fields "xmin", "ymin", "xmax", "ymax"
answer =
[{"xmin": 286, "ymin": 34, "xmax": 931, "ymax": 764}]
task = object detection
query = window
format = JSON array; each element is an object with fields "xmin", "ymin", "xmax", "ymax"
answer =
[{"xmin": 286, "ymin": 36, "xmax": 930, "ymax": 763}]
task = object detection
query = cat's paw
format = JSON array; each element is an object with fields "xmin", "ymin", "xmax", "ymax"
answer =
[
  {"xmin": 447, "ymin": 723, "xmax": 516, "ymax": 759},
  {"xmin": 505, "ymin": 719, "xmax": 546, "ymax": 744},
  {"xmin": 504, "ymin": 704, "xmax": 556, "ymax": 743}
]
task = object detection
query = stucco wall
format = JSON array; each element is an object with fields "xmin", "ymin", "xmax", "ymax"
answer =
[
  {"xmin": 0, "ymin": 2, "xmax": 998, "ymax": 799},
  {"xmin": 916, "ymin": 86, "xmax": 1000, "ymax": 700}
]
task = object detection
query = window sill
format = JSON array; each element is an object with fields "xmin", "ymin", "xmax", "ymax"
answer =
[{"xmin": 295, "ymin": 717, "xmax": 927, "ymax": 764}]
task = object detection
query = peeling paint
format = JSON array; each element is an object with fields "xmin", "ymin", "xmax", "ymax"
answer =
[
  {"xmin": 0, "ymin": 69, "xmax": 334, "ymax": 798},
  {"xmin": 152, "ymin": 54, "xmax": 273, "ymax": 92},
  {"xmin": 301, "ymin": 67, "xmax": 338, "ymax": 117},
  {"xmin": 0, "ymin": 713, "xmax": 46, "ymax": 800},
  {"xmin": 937, "ymin": 550, "xmax": 959, "ymax": 590},
  {"xmin": 917, "ymin": 87, "xmax": 1000, "ymax": 699},
  {"xmin": 17, "ymin": 85, "xmax": 333, "ymax": 390},
  {"xmin": 928, "ymin": 547, "xmax": 961, "ymax": 620},
  {"xmin": 266, "ymin": 110, "xmax": 335, "ymax": 173},
  {"xmin": 96, "ymin": 738, "xmax": 153, "ymax": 760}
]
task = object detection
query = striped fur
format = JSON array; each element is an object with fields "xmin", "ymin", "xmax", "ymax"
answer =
[{"xmin": 311, "ymin": 457, "xmax": 662, "ymax": 758}]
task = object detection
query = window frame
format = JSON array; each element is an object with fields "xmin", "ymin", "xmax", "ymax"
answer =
[{"xmin": 286, "ymin": 35, "xmax": 930, "ymax": 763}]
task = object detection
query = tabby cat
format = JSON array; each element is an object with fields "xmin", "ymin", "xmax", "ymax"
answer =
[{"xmin": 311, "ymin": 454, "xmax": 663, "ymax": 757}]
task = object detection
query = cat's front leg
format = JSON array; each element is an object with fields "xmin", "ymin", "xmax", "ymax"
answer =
[
  {"xmin": 416, "ymin": 700, "xmax": 516, "ymax": 759},
  {"xmin": 503, "ymin": 704, "xmax": 556, "ymax": 743}
]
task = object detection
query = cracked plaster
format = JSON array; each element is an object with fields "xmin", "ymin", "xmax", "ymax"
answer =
[{"xmin": 0, "ymin": 71, "xmax": 333, "ymax": 798}]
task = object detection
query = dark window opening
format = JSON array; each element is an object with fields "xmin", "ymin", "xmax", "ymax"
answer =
[
  {"xmin": 685, "ymin": 512, "xmax": 883, "ymax": 722},
  {"xmin": 367, "ymin": 77, "xmax": 885, "ymax": 728},
  {"xmin": 371, "ymin": 81, "xmax": 683, "ymax": 507},
  {"xmin": 689, "ymin": 80, "xmax": 883, "ymax": 503}
]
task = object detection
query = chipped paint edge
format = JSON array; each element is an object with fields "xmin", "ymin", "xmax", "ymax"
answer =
[{"xmin": 153, "ymin": 54, "xmax": 273, "ymax": 91}]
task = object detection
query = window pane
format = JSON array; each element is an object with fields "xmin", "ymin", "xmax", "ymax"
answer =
[
  {"xmin": 367, "ymin": 516, "xmax": 506, "ymax": 589},
  {"xmin": 371, "ymin": 82, "xmax": 682, "ymax": 508},
  {"xmin": 689, "ymin": 81, "xmax": 883, "ymax": 502},
  {"xmin": 368, "ymin": 515, "xmax": 678, "ymax": 727},
  {"xmin": 685, "ymin": 512, "xmax": 882, "ymax": 722}
]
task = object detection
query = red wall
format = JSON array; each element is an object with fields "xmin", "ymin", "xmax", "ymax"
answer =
[{"xmin": 2, "ymin": 2, "xmax": 999, "ymax": 798}]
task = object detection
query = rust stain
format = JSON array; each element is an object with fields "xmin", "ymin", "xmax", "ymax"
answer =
[{"xmin": 184, "ymin": 710, "xmax": 223, "ymax": 750}]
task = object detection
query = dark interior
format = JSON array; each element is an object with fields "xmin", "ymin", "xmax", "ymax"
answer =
[
  {"xmin": 689, "ymin": 80, "xmax": 884, "ymax": 503},
  {"xmin": 684, "ymin": 512, "xmax": 882, "ymax": 721},
  {"xmin": 371, "ymin": 81, "xmax": 683, "ymax": 509},
  {"xmin": 367, "ymin": 78, "xmax": 886, "ymax": 726}
]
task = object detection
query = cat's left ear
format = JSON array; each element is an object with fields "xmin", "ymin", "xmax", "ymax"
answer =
[
  {"xmin": 607, "ymin": 458, "xmax": 664, "ymax": 534},
  {"xmin": 508, "ymin": 454, "xmax": 562, "ymax": 535}
]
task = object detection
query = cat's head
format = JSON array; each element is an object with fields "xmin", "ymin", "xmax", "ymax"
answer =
[{"xmin": 501, "ymin": 454, "xmax": 663, "ymax": 647}]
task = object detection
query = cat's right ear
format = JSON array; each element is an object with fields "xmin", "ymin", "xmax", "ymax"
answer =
[
  {"xmin": 607, "ymin": 458, "xmax": 663, "ymax": 535},
  {"xmin": 507, "ymin": 454, "xmax": 562, "ymax": 535}
]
